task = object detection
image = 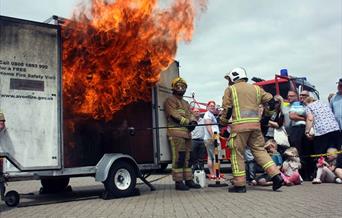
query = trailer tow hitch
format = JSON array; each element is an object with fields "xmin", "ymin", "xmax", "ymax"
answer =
[{"xmin": 138, "ymin": 173, "xmax": 156, "ymax": 191}]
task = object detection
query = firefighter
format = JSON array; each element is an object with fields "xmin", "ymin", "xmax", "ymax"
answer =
[
  {"xmin": 164, "ymin": 77, "xmax": 201, "ymax": 190},
  {"xmin": 220, "ymin": 67, "xmax": 284, "ymax": 193}
]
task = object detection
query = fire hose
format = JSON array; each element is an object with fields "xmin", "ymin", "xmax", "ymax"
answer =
[{"xmin": 127, "ymin": 123, "xmax": 228, "ymax": 136}]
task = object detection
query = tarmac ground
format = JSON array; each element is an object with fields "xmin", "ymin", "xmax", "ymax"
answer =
[{"xmin": 1, "ymin": 168, "xmax": 341, "ymax": 217}]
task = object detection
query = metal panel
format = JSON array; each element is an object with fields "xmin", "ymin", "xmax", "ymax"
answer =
[{"xmin": 0, "ymin": 16, "xmax": 61, "ymax": 170}]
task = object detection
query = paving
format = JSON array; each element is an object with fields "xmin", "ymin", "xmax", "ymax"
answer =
[{"xmin": 0, "ymin": 172, "xmax": 341, "ymax": 218}]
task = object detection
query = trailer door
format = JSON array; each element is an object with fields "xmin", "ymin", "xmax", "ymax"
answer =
[
  {"xmin": 0, "ymin": 16, "xmax": 61, "ymax": 170},
  {"xmin": 155, "ymin": 61, "xmax": 179, "ymax": 164}
]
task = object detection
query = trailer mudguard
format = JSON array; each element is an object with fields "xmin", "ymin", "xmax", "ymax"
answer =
[{"xmin": 95, "ymin": 153, "xmax": 140, "ymax": 182}]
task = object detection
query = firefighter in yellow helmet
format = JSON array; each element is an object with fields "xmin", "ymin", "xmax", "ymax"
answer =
[
  {"xmin": 164, "ymin": 77, "xmax": 201, "ymax": 190},
  {"xmin": 220, "ymin": 67, "xmax": 283, "ymax": 193}
]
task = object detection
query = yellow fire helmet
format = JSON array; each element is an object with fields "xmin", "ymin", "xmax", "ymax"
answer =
[{"xmin": 171, "ymin": 77, "xmax": 188, "ymax": 89}]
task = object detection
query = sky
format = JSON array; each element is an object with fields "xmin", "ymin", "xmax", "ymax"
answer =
[{"xmin": 1, "ymin": 0, "xmax": 341, "ymax": 105}]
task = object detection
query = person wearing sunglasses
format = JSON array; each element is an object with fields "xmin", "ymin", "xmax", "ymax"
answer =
[{"xmin": 299, "ymin": 90, "xmax": 310, "ymax": 102}]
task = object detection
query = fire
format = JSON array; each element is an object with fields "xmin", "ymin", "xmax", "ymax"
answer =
[{"xmin": 61, "ymin": 0, "xmax": 207, "ymax": 120}]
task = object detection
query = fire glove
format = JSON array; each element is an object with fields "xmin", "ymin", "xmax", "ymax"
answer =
[
  {"xmin": 187, "ymin": 121, "xmax": 198, "ymax": 131},
  {"xmin": 170, "ymin": 115, "xmax": 189, "ymax": 126}
]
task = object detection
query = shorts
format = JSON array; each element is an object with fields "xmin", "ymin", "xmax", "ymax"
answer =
[{"xmin": 204, "ymin": 139, "xmax": 216, "ymax": 161}]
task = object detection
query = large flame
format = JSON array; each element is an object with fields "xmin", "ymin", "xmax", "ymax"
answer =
[{"xmin": 61, "ymin": 0, "xmax": 207, "ymax": 120}]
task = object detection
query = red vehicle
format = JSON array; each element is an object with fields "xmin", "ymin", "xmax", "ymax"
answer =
[
  {"xmin": 188, "ymin": 95, "xmax": 209, "ymax": 114},
  {"xmin": 252, "ymin": 69, "xmax": 320, "ymax": 101}
]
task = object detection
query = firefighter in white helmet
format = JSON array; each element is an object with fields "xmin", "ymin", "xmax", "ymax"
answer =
[
  {"xmin": 220, "ymin": 67, "xmax": 283, "ymax": 192},
  {"xmin": 164, "ymin": 77, "xmax": 201, "ymax": 190}
]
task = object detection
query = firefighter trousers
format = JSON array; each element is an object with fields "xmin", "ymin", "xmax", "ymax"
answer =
[
  {"xmin": 229, "ymin": 129, "xmax": 280, "ymax": 186},
  {"xmin": 169, "ymin": 136, "xmax": 193, "ymax": 182}
]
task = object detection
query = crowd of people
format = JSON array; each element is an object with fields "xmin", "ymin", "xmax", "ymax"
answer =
[
  {"xmin": 164, "ymin": 69, "xmax": 342, "ymax": 193},
  {"xmin": 255, "ymin": 79, "xmax": 342, "ymax": 186}
]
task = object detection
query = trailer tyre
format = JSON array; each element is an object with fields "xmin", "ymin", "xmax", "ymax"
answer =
[
  {"xmin": 5, "ymin": 190, "xmax": 20, "ymax": 207},
  {"xmin": 104, "ymin": 161, "xmax": 137, "ymax": 198}
]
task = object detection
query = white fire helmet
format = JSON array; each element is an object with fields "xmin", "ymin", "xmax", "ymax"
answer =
[{"xmin": 227, "ymin": 67, "xmax": 248, "ymax": 82}]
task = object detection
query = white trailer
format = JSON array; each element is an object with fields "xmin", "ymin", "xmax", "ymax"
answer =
[{"xmin": 0, "ymin": 15, "xmax": 176, "ymax": 207}]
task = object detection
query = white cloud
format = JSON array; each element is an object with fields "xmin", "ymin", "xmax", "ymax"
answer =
[
  {"xmin": 177, "ymin": 0, "xmax": 342, "ymax": 104},
  {"xmin": 1, "ymin": 0, "xmax": 341, "ymax": 105}
]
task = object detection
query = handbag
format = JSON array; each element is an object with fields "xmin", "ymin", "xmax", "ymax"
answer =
[{"xmin": 273, "ymin": 126, "xmax": 290, "ymax": 147}]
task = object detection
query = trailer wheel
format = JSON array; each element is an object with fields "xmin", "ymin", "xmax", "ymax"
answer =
[
  {"xmin": 40, "ymin": 177, "xmax": 70, "ymax": 193},
  {"xmin": 5, "ymin": 190, "xmax": 20, "ymax": 207},
  {"xmin": 104, "ymin": 161, "xmax": 136, "ymax": 198}
]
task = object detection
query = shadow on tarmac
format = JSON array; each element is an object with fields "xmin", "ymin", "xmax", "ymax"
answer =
[{"xmin": 0, "ymin": 164, "xmax": 238, "ymax": 209}]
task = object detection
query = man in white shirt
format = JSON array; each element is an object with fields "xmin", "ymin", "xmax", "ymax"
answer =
[
  {"xmin": 204, "ymin": 101, "xmax": 220, "ymax": 178},
  {"xmin": 190, "ymin": 108, "xmax": 205, "ymax": 170}
]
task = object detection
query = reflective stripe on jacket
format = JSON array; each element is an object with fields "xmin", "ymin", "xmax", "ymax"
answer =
[{"xmin": 222, "ymin": 81, "xmax": 273, "ymax": 132}]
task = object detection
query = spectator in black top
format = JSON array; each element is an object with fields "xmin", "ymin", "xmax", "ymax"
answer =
[{"xmin": 265, "ymin": 95, "xmax": 285, "ymax": 140}]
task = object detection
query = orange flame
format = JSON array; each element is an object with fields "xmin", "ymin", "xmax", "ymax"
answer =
[{"xmin": 61, "ymin": 0, "xmax": 207, "ymax": 120}]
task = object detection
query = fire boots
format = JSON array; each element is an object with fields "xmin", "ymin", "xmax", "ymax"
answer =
[
  {"xmin": 175, "ymin": 180, "xmax": 201, "ymax": 190},
  {"xmin": 175, "ymin": 181, "xmax": 189, "ymax": 191},
  {"xmin": 228, "ymin": 186, "xmax": 247, "ymax": 193},
  {"xmin": 272, "ymin": 174, "xmax": 284, "ymax": 191},
  {"xmin": 185, "ymin": 180, "xmax": 201, "ymax": 189}
]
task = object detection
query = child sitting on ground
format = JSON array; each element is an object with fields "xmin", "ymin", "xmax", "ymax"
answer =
[
  {"xmin": 240, "ymin": 145, "xmax": 269, "ymax": 186},
  {"xmin": 281, "ymin": 147, "xmax": 302, "ymax": 185},
  {"xmin": 312, "ymin": 147, "xmax": 342, "ymax": 184},
  {"xmin": 256, "ymin": 139, "xmax": 283, "ymax": 185},
  {"xmin": 245, "ymin": 147, "xmax": 259, "ymax": 186}
]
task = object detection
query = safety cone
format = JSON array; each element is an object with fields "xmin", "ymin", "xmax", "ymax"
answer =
[{"xmin": 208, "ymin": 132, "xmax": 228, "ymax": 187}]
